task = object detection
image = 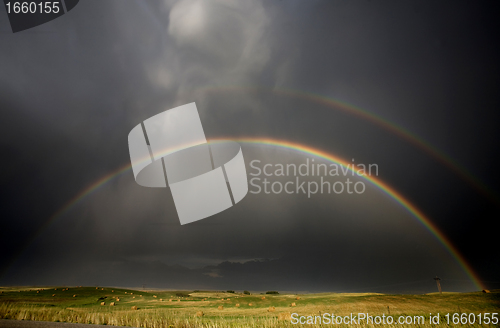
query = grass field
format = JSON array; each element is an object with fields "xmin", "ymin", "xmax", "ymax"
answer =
[{"xmin": 0, "ymin": 287, "xmax": 498, "ymax": 327}]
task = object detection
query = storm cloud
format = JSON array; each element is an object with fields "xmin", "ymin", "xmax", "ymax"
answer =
[{"xmin": 0, "ymin": 0, "xmax": 498, "ymax": 293}]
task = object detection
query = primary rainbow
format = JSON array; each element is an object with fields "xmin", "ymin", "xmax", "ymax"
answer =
[
  {"xmin": 2, "ymin": 137, "xmax": 485, "ymax": 291},
  {"xmin": 224, "ymin": 138, "xmax": 485, "ymax": 290}
]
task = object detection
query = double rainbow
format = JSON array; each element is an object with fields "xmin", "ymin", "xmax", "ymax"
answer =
[{"xmin": 202, "ymin": 86, "xmax": 499, "ymax": 205}]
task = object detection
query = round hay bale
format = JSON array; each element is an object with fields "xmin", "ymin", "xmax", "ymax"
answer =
[
  {"xmin": 236, "ymin": 304, "xmax": 240, "ymax": 307},
  {"xmin": 110, "ymin": 302, "xmax": 115, "ymax": 306},
  {"xmin": 177, "ymin": 299, "xmax": 180, "ymax": 302},
  {"xmin": 296, "ymin": 296, "xmax": 300, "ymax": 300},
  {"xmin": 278, "ymin": 312, "xmax": 291, "ymax": 320},
  {"xmin": 116, "ymin": 298, "xmax": 120, "ymax": 301},
  {"xmin": 131, "ymin": 306, "xmax": 138, "ymax": 310},
  {"xmin": 112, "ymin": 290, "xmax": 114, "ymax": 292},
  {"xmin": 36, "ymin": 291, "xmax": 39, "ymax": 293},
  {"xmin": 73, "ymin": 295, "xmax": 76, "ymax": 297},
  {"xmin": 153, "ymin": 295, "xmax": 157, "ymax": 298},
  {"xmin": 100, "ymin": 302, "xmax": 105, "ymax": 306},
  {"xmin": 133, "ymin": 296, "xmax": 135, "ymax": 299},
  {"xmin": 261, "ymin": 296, "xmax": 265, "ymax": 300},
  {"xmin": 52, "ymin": 294, "xmax": 55, "ymax": 297},
  {"xmin": 159, "ymin": 299, "xmax": 162, "ymax": 301},
  {"xmin": 268, "ymin": 306, "xmax": 276, "ymax": 312},
  {"xmin": 248, "ymin": 303, "xmax": 253, "ymax": 306},
  {"xmin": 169, "ymin": 299, "xmax": 172, "ymax": 302},
  {"xmin": 196, "ymin": 311, "xmax": 204, "ymax": 317},
  {"xmin": 218, "ymin": 305, "xmax": 224, "ymax": 310},
  {"xmin": 290, "ymin": 302, "xmax": 296, "ymax": 307}
]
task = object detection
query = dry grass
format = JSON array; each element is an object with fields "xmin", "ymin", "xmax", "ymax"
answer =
[{"xmin": 0, "ymin": 287, "xmax": 498, "ymax": 328}]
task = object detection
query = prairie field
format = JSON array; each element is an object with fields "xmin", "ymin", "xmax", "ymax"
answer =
[{"xmin": 0, "ymin": 287, "xmax": 498, "ymax": 327}]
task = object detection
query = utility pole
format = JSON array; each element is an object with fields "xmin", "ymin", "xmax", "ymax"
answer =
[{"xmin": 434, "ymin": 276, "xmax": 442, "ymax": 294}]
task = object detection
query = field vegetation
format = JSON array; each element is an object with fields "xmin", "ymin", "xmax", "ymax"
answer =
[{"xmin": 0, "ymin": 286, "xmax": 498, "ymax": 327}]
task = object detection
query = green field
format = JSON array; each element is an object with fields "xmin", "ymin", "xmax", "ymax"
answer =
[{"xmin": 0, "ymin": 287, "xmax": 498, "ymax": 327}]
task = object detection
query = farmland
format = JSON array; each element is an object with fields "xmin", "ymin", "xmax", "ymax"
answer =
[{"xmin": 0, "ymin": 287, "xmax": 498, "ymax": 327}]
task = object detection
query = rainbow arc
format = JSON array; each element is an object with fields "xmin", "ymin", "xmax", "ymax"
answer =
[{"xmin": 1, "ymin": 137, "xmax": 484, "ymax": 291}]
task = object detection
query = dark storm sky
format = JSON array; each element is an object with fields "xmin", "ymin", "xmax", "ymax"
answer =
[{"xmin": 0, "ymin": 0, "xmax": 498, "ymax": 293}]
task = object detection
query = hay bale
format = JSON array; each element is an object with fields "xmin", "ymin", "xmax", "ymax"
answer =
[
  {"xmin": 261, "ymin": 296, "xmax": 265, "ymax": 300},
  {"xmin": 296, "ymin": 296, "xmax": 300, "ymax": 300},
  {"xmin": 133, "ymin": 296, "xmax": 135, "ymax": 298},
  {"xmin": 267, "ymin": 306, "xmax": 276, "ymax": 312},
  {"xmin": 483, "ymin": 290, "xmax": 491, "ymax": 293},
  {"xmin": 196, "ymin": 311, "xmax": 204, "ymax": 317},
  {"xmin": 153, "ymin": 295, "xmax": 157, "ymax": 298},
  {"xmin": 290, "ymin": 302, "xmax": 296, "ymax": 307},
  {"xmin": 177, "ymin": 299, "xmax": 180, "ymax": 302},
  {"xmin": 131, "ymin": 306, "xmax": 138, "ymax": 310},
  {"xmin": 278, "ymin": 312, "xmax": 291, "ymax": 320},
  {"xmin": 36, "ymin": 291, "xmax": 39, "ymax": 293},
  {"xmin": 116, "ymin": 298, "xmax": 120, "ymax": 301},
  {"xmin": 73, "ymin": 295, "xmax": 76, "ymax": 297},
  {"xmin": 52, "ymin": 294, "xmax": 55, "ymax": 297},
  {"xmin": 112, "ymin": 290, "xmax": 114, "ymax": 292},
  {"xmin": 100, "ymin": 302, "xmax": 105, "ymax": 306},
  {"xmin": 248, "ymin": 303, "xmax": 253, "ymax": 306},
  {"xmin": 96, "ymin": 287, "xmax": 98, "ymax": 289},
  {"xmin": 169, "ymin": 299, "xmax": 172, "ymax": 302},
  {"xmin": 110, "ymin": 302, "xmax": 115, "ymax": 306},
  {"xmin": 218, "ymin": 305, "xmax": 224, "ymax": 310},
  {"xmin": 159, "ymin": 299, "xmax": 162, "ymax": 301},
  {"xmin": 236, "ymin": 304, "xmax": 240, "ymax": 307}
]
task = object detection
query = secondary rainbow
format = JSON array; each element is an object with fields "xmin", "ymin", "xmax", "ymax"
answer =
[{"xmin": 2, "ymin": 138, "xmax": 485, "ymax": 290}]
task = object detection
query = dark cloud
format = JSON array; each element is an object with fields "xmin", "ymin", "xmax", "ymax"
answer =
[{"xmin": 0, "ymin": 0, "xmax": 498, "ymax": 293}]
